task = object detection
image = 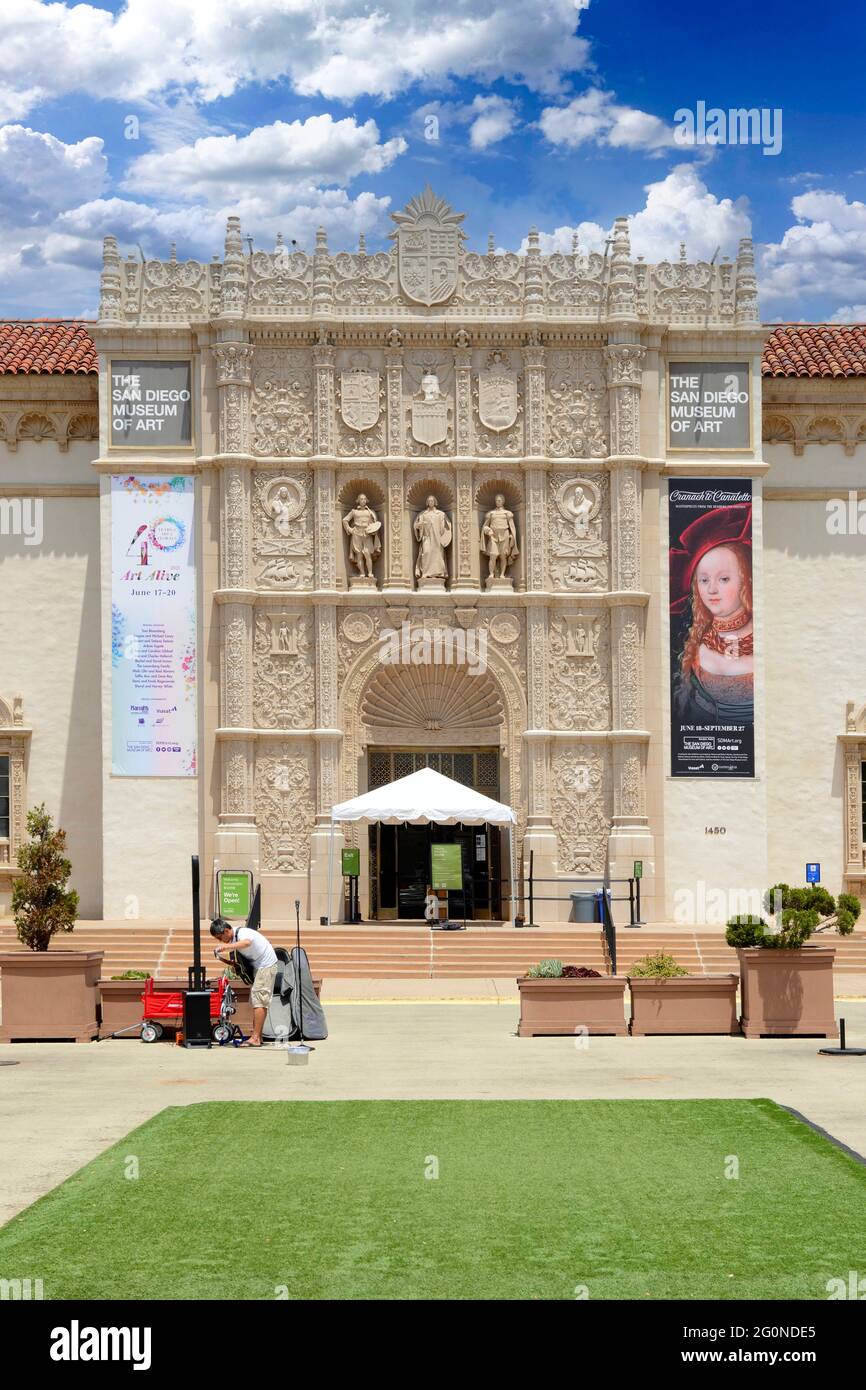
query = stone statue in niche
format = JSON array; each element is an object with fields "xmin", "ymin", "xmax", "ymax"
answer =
[
  {"xmin": 342, "ymin": 493, "xmax": 382, "ymax": 588},
  {"xmin": 480, "ymin": 493, "xmax": 519, "ymax": 588},
  {"xmin": 565, "ymin": 485, "xmax": 593, "ymax": 539},
  {"xmin": 414, "ymin": 495, "xmax": 452, "ymax": 588}
]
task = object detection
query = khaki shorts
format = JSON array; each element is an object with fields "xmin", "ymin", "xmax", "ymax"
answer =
[{"xmin": 250, "ymin": 962, "xmax": 278, "ymax": 1010}]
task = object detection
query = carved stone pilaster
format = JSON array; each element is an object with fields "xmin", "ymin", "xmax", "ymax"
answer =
[
  {"xmin": 612, "ymin": 742, "xmax": 646, "ymax": 825},
  {"xmin": 605, "ymin": 343, "xmax": 644, "ymax": 457},
  {"xmin": 611, "ymin": 609, "xmax": 642, "ymax": 731},
  {"xmin": 221, "ymin": 604, "xmax": 253, "ymax": 729},
  {"xmin": 215, "ymin": 341, "xmax": 253, "ymax": 457},
  {"xmin": 315, "ymin": 466, "xmax": 336, "ymax": 589},
  {"xmin": 385, "ymin": 346, "xmax": 403, "ymax": 455},
  {"xmin": 220, "ymin": 464, "xmax": 251, "ymax": 590},
  {"xmin": 453, "ymin": 466, "xmax": 474, "ymax": 589},
  {"xmin": 384, "ymin": 465, "xmax": 406, "ymax": 588},
  {"xmin": 454, "ymin": 345, "xmax": 473, "ymax": 454},
  {"xmin": 523, "ymin": 332, "xmax": 546, "ymax": 456},
  {"xmin": 610, "ymin": 466, "xmax": 641, "ymax": 592},
  {"xmin": 313, "ymin": 331, "xmax": 336, "ymax": 456},
  {"xmin": 315, "ymin": 606, "xmax": 338, "ymax": 729},
  {"xmin": 525, "ymin": 467, "xmax": 546, "ymax": 591},
  {"xmin": 526, "ymin": 606, "xmax": 548, "ymax": 728},
  {"xmin": 316, "ymin": 736, "xmax": 341, "ymax": 819},
  {"xmin": 526, "ymin": 737, "xmax": 550, "ymax": 820},
  {"xmin": 222, "ymin": 741, "xmax": 256, "ymax": 820}
]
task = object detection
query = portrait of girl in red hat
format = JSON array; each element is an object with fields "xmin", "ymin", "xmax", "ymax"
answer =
[{"xmin": 670, "ymin": 502, "xmax": 754, "ymax": 727}]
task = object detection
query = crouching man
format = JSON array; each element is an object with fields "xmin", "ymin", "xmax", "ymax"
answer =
[{"xmin": 210, "ymin": 917, "xmax": 278, "ymax": 1047}]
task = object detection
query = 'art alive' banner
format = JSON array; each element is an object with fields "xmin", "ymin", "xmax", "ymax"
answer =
[
  {"xmin": 111, "ymin": 475, "xmax": 197, "ymax": 777},
  {"xmin": 668, "ymin": 479, "xmax": 755, "ymax": 778}
]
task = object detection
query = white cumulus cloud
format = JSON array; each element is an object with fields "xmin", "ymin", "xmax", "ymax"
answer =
[
  {"xmin": 761, "ymin": 189, "xmax": 866, "ymax": 317},
  {"xmin": 467, "ymin": 95, "xmax": 518, "ymax": 151},
  {"xmin": 125, "ymin": 115, "xmax": 407, "ymax": 202},
  {"xmin": 0, "ymin": 0, "xmax": 592, "ymax": 116},
  {"xmin": 539, "ymin": 88, "xmax": 678, "ymax": 154}
]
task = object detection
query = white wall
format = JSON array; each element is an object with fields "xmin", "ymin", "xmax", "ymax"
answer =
[
  {"xmin": 0, "ymin": 441, "xmax": 103, "ymax": 917},
  {"xmin": 763, "ymin": 444, "xmax": 866, "ymax": 893}
]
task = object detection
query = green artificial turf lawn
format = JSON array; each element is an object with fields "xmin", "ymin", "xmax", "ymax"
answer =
[{"xmin": 0, "ymin": 1099, "xmax": 864, "ymax": 1300}]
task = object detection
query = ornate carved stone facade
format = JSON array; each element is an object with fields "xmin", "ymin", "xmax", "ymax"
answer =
[{"xmin": 98, "ymin": 184, "xmax": 776, "ymax": 915}]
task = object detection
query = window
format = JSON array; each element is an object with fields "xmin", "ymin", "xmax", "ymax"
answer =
[{"xmin": 0, "ymin": 754, "xmax": 8, "ymax": 840}]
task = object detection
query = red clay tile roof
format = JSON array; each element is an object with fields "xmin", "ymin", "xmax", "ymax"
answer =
[
  {"xmin": 2, "ymin": 319, "xmax": 866, "ymax": 380},
  {"xmin": 762, "ymin": 324, "xmax": 866, "ymax": 378},
  {"xmin": 0, "ymin": 320, "xmax": 98, "ymax": 375}
]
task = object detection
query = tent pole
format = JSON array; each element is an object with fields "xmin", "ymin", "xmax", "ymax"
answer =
[
  {"xmin": 509, "ymin": 823, "xmax": 516, "ymax": 927},
  {"xmin": 326, "ymin": 819, "xmax": 335, "ymax": 927}
]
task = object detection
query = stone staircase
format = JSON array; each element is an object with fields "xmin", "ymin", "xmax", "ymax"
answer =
[{"xmin": 2, "ymin": 921, "xmax": 866, "ymax": 980}]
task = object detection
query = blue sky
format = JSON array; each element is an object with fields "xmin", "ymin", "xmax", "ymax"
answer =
[{"xmin": 2, "ymin": 0, "xmax": 866, "ymax": 319}]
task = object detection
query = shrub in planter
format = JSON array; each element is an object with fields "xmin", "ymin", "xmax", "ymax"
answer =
[
  {"xmin": 726, "ymin": 885, "xmax": 859, "ymax": 1038},
  {"xmin": 0, "ymin": 805, "xmax": 101, "ymax": 1042},
  {"xmin": 627, "ymin": 951, "xmax": 738, "ymax": 1036},
  {"xmin": 518, "ymin": 960, "xmax": 626, "ymax": 1036}
]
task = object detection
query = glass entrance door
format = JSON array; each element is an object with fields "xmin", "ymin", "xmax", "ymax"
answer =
[{"xmin": 370, "ymin": 820, "xmax": 503, "ymax": 921}]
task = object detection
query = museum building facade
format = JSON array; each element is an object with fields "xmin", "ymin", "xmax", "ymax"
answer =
[{"xmin": 1, "ymin": 188, "xmax": 865, "ymax": 925}]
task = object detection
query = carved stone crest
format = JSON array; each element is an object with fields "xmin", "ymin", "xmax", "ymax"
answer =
[
  {"xmin": 477, "ymin": 351, "xmax": 518, "ymax": 432},
  {"xmin": 411, "ymin": 370, "xmax": 449, "ymax": 446},
  {"xmin": 390, "ymin": 186, "xmax": 464, "ymax": 307},
  {"xmin": 340, "ymin": 358, "xmax": 381, "ymax": 432}
]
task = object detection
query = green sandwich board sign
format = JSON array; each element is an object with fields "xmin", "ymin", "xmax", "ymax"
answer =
[
  {"xmin": 431, "ymin": 843, "xmax": 463, "ymax": 891},
  {"xmin": 217, "ymin": 870, "xmax": 252, "ymax": 919},
  {"xmin": 341, "ymin": 847, "xmax": 360, "ymax": 877}
]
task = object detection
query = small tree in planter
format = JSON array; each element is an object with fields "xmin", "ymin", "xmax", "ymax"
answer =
[
  {"xmin": 0, "ymin": 805, "xmax": 101, "ymax": 1043},
  {"xmin": 11, "ymin": 804, "xmax": 79, "ymax": 950},
  {"xmin": 518, "ymin": 958, "xmax": 627, "ymax": 1036},
  {"xmin": 628, "ymin": 951, "xmax": 739, "ymax": 1036},
  {"xmin": 726, "ymin": 885, "xmax": 860, "ymax": 1038}
]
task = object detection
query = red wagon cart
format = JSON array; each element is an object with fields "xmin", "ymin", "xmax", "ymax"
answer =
[{"xmin": 139, "ymin": 974, "xmax": 240, "ymax": 1044}]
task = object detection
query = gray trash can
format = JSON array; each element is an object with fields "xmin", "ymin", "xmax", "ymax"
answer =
[{"xmin": 570, "ymin": 890, "xmax": 599, "ymax": 923}]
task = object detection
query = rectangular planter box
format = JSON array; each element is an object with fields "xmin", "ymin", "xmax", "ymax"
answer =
[
  {"xmin": 738, "ymin": 946, "xmax": 837, "ymax": 1038},
  {"xmin": 99, "ymin": 975, "xmax": 323, "ymax": 1037},
  {"xmin": 0, "ymin": 950, "xmax": 104, "ymax": 1042},
  {"xmin": 517, "ymin": 976, "xmax": 627, "ymax": 1036},
  {"xmin": 628, "ymin": 975, "xmax": 739, "ymax": 1036}
]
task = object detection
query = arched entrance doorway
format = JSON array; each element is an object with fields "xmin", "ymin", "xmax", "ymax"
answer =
[{"xmin": 350, "ymin": 656, "xmax": 511, "ymax": 920}]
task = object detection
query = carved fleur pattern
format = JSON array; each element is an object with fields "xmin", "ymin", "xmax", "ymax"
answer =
[
  {"xmin": 548, "ymin": 614, "xmax": 610, "ymax": 731},
  {"xmin": 250, "ymin": 349, "xmax": 313, "ymax": 456},
  {"xmin": 544, "ymin": 251, "xmax": 605, "ymax": 309},
  {"xmin": 332, "ymin": 250, "xmax": 394, "ymax": 306},
  {"xmin": 461, "ymin": 250, "xmax": 523, "ymax": 307},
  {"xmin": 546, "ymin": 351, "xmax": 608, "ymax": 457},
  {"xmin": 254, "ymin": 746, "xmax": 315, "ymax": 873},
  {"xmin": 551, "ymin": 746, "xmax": 611, "ymax": 875},
  {"xmin": 247, "ymin": 249, "xmax": 311, "ymax": 311},
  {"xmin": 252, "ymin": 612, "xmax": 315, "ymax": 729},
  {"xmin": 141, "ymin": 256, "xmax": 206, "ymax": 320}
]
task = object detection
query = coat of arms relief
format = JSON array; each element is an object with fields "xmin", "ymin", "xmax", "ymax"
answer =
[
  {"xmin": 336, "ymin": 351, "xmax": 384, "ymax": 455},
  {"xmin": 391, "ymin": 186, "xmax": 464, "ymax": 307},
  {"xmin": 404, "ymin": 355, "xmax": 453, "ymax": 454},
  {"xmin": 473, "ymin": 349, "xmax": 523, "ymax": 455}
]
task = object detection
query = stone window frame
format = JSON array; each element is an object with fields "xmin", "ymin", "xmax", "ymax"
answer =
[
  {"xmin": 840, "ymin": 701, "xmax": 866, "ymax": 894},
  {"xmin": 0, "ymin": 696, "xmax": 31, "ymax": 879}
]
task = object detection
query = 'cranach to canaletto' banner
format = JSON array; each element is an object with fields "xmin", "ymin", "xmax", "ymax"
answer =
[
  {"xmin": 668, "ymin": 479, "xmax": 755, "ymax": 778},
  {"xmin": 111, "ymin": 475, "xmax": 197, "ymax": 777}
]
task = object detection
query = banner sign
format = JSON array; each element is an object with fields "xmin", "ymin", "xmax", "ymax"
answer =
[
  {"xmin": 218, "ymin": 870, "xmax": 252, "ymax": 919},
  {"xmin": 111, "ymin": 474, "xmax": 197, "ymax": 776},
  {"xmin": 668, "ymin": 362, "xmax": 750, "ymax": 449},
  {"xmin": 341, "ymin": 847, "xmax": 360, "ymax": 877},
  {"xmin": 668, "ymin": 479, "xmax": 754, "ymax": 778},
  {"xmin": 111, "ymin": 360, "xmax": 192, "ymax": 446},
  {"xmin": 431, "ymin": 843, "xmax": 463, "ymax": 891}
]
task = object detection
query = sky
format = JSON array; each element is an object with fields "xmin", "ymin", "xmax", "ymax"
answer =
[{"xmin": 2, "ymin": 0, "xmax": 866, "ymax": 321}]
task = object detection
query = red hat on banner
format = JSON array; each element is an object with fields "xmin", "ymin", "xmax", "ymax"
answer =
[{"xmin": 670, "ymin": 503, "xmax": 752, "ymax": 614}]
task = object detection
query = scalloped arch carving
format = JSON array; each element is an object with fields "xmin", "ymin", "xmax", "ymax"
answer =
[
  {"xmin": 406, "ymin": 475, "xmax": 455, "ymax": 509},
  {"xmin": 336, "ymin": 475, "xmax": 386, "ymax": 507},
  {"xmin": 362, "ymin": 662, "xmax": 504, "ymax": 734},
  {"xmin": 473, "ymin": 475, "xmax": 523, "ymax": 507}
]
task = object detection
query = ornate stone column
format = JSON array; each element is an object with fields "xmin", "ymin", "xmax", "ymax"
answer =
[
  {"xmin": 309, "ymin": 604, "xmax": 343, "ymax": 919},
  {"xmin": 313, "ymin": 328, "xmax": 336, "ymax": 458},
  {"xmin": 604, "ymin": 340, "xmax": 653, "ymax": 900},
  {"xmin": 215, "ymin": 341, "xmax": 258, "ymax": 868}
]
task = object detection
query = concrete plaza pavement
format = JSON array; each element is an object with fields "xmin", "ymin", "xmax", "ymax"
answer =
[{"xmin": 1, "ymin": 992, "xmax": 865, "ymax": 1227}]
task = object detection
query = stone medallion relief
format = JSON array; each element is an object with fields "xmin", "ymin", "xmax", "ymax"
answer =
[
  {"xmin": 253, "ymin": 471, "xmax": 314, "ymax": 589},
  {"xmin": 548, "ymin": 472, "xmax": 609, "ymax": 591}
]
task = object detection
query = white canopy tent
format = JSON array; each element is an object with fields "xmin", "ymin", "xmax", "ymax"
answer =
[{"xmin": 326, "ymin": 766, "xmax": 518, "ymax": 926}]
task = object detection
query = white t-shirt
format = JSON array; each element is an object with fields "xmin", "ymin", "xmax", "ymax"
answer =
[{"xmin": 234, "ymin": 926, "xmax": 277, "ymax": 970}]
